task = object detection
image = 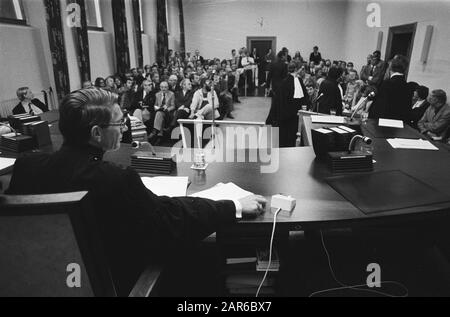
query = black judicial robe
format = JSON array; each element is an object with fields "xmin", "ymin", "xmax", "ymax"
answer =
[
  {"xmin": 6, "ymin": 144, "xmax": 236, "ymax": 296},
  {"xmin": 266, "ymin": 59, "xmax": 288, "ymax": 126},
  {"xmin": 278, "ymin": 74, "xmax": 310, "ymax": 147},
  {"xmin": 369, "ymin": 74, "xmax": 412, "ymax": 122}
]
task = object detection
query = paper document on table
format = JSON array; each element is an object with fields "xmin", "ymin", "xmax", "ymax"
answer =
[
  {"xmin": 311, "ymin": 115, "xmax": 346, "ymax": 124},
  {"xmin": 0, "ymin": 157, "xmax": 16, "ymax": 175},
  {"xmin": 141, "ymin": 176, "xmax": 189, "ymax": 197},
  {"xmin": 191, "ymin": 182, "xmax": 253, "ymax": 201},
  {"xmin": 387, "ymin": 138, "xmax": 439, "ymax": 150},
  {"xmin": 379, "ymin": 119, "xmax": 404, "ymax": 128}
]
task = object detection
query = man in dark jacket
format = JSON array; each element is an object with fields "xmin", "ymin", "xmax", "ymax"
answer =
[
  {"xmin": 266, "ymin": 51, "xmax": 288, "ymax": 126},
  {"xmin": 6, "ymin": 88, "xmax": 266, "ymax": 296},
  {"xmin": 369, "ymin": 55, "xmax": 412, "ymax": 121},
  {"xmin": 278, "ymin": 62, "xmax": 310, "ymax": 147},
  {"xmin": 13, "ymin": 87, "xmax": 48, "ymax": 115},
  {"xmin": 317, "ymin": 67, "xmax": 344, "ymax": 116}
]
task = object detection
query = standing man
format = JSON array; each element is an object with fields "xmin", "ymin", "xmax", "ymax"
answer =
[
  {"xmin": 278, "ymin": 62, "xmax": 310, "ymax": 147},
  {"xmin": 369, "ymin": 55, "xmax": 411, "ymax": 121},
  {"xmin": 265, "ymin": 51, "xmax": 288, "ymax": 126}
]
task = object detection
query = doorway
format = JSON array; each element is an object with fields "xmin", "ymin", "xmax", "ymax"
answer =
[
  {"xmin": 247, "ymin": 36, "xmax": 277, "ymax": 85},
  {"xmin": 385, "ymin": 23, "xmax": 417, "ymax": 78}
]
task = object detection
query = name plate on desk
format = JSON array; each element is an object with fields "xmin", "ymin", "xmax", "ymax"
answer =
[
  {"xmin": 131, "ymin": 152, "xmax": 176, "ymax": 175},
  {"xmin": 311, "ymin": 115, "xmax": 346, "ymax": 124}
]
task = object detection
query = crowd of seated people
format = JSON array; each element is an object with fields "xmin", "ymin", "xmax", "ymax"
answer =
[
  {"xmin": 80, "ymin": 48, "xmax": 267, "ymax": 145},
  {"xmin": 264, "ymin": 46, "xmax": 450, "ymax": 144}
]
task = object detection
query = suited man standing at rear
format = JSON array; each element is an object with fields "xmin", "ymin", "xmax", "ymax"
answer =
[
  {"xmin": 13, "ymin": 87, "xmax": 48, "ymax": 115},
  {"xmin": 278, "ymin": 62, "xmax": 310, "ymax": 147},
  {"xmin": 369, "ymin": 55, "xmax": 411, "ymax": 122}
]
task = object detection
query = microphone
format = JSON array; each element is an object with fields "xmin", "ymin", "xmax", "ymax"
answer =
[
  {"xmin": 315, "ymin": 93, "xmax": 324, "ymax": 114},
  {"xmin": 349, "ymin": 92, "xmax": 375, "ymax": 121},
  {"xmin": 348, "ymin": 135, "xmax": 372, "ymax": 153},
  {"xmin": 132, "ymin": 141, "xmax": 156, "ymax": 156}
]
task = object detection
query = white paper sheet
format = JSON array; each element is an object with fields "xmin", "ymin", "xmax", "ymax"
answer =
[
  {"xmin": 387, "ymin": 138, "xmax": 439, "ymax": 150},
  {"xmin": 0, "ymin": 157, "xmax": 16, "ymax": 174},
  {"xmin": 379, "ymin": 118, "xmax": 404, "ymax": 128},
  {"xmin": 190, "ymin": 183, "xmax": 253, "ymax": 201},
  {"xmin": 141, "ymin": 176, "xmax": 189, "ymax": 197}
]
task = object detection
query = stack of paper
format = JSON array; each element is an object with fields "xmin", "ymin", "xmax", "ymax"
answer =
[
  {"xmin": 141, "ymin": 176, "xmax": 189, "ymax": 197},
  {"xmin": 190, "ymin": 183, "xmax": 253, "ymax": 201},
  {"xmin": 387, "ymin": 138, "xmax": 439, "ymax": 150}
]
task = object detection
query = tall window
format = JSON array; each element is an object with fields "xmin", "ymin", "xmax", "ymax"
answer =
[
  {"xmin": 139, "ymin": 0, "xmax": 144, "ymax": 32},
  {"xmin": 0, "ymin": 0, "xmax": 26, "ymax": 24},
  {"xmin": 85, "ymin": 0, "xmax": 103, "ymax": 29}
]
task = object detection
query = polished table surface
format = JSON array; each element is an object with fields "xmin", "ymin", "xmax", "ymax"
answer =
[{"xmin": 2, "ymin": 111, "xmax": 450, "ymax": 230}]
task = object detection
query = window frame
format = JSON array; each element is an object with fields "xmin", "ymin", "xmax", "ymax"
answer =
[
  {"xmin": 85, "ymin": 0, "xmax": 104, "ymax": 31},
  {"xmin": 0, "ymin": 0, "xmax": 27, "ymax": 25}
]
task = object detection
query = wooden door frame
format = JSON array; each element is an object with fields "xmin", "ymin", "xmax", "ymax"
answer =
[
  {"xmin": 246, "ymin": 36, "xmax": 277, "ymax": 54},
  {"xmin": 385, "ymin": 22, "xmax": 417, "ymax": 78}
]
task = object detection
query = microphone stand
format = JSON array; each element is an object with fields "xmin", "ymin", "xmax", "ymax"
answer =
[
  {"xmin": 349, "ymin": 92, "xmax": 374, "ymax": 121},
  {"xmin": 211, "ymin": 91, "xmax": 216, "ymax": 149}
]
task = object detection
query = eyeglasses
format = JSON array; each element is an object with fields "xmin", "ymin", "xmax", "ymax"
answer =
[{"xmin": 101, "ymin": 118, "xmax": 128, "ymax": 131}]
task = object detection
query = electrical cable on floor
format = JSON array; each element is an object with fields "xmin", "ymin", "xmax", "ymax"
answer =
[
  {"xmin": 256, "ymin": 208, "xmax": 281, "ymax": 298},
  {"xmin": 309, "ymin": 230, "xmax": 409, "ymax": 297}
]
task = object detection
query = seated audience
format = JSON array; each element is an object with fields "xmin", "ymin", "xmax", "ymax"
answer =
[
  {"xmin": 410, "ymin": 85, "xmax": 430, "ymax": 129},
  {"xmin": 13, "ymin": 87, "xmax": 48, "ymax": 115},
  {"xmin": 369, "ymin": 55, "xmax": 411, "ymax": 121},
  {"xmin": 418, "ymin": 89, "xmax": 450, "ymax": 141},
  {"xmin": 94, "ymin": 77, "xmax": 106, "ymax": 88},
  {"xmin": 6, "ymin": 88, "xmax": 266, "ymax": 296}
]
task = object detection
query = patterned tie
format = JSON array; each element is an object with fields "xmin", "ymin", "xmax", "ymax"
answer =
[
  {"xmin": 162, "ymin": 93, "xmax": 166, "ymax": 106},
  {"xmin": 28, "ymin": 103, "xmax": 35, "ymax": 115}
]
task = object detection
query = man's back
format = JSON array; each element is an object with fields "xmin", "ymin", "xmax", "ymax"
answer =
[{"xmin": 369, "ymin": 75, "xmax": 411, "ymax": 121}]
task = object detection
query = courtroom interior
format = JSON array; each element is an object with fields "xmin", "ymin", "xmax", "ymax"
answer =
[{"xmin": 1, "ymin": 0, "xmax": 450, "ymax": 298}]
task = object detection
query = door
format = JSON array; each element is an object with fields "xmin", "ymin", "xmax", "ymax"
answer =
[
  {"xmin": 247, "ymin": 37, "xmax": 277, "ymax": 83},
  {"xmin": 385, "ymin": 23, "xmax": 417, "ymax": 78}
]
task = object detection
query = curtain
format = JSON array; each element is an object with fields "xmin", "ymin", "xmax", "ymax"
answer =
[
  {"xmin": 156, "ymin": 0, "xmax": 169, "ymax": 66},
  {"xmin": 178, "ymin": 0, "xmax": 185, "ymax": 55},
  {"xmin": 112, "ymin": 0, "xmax": 130, "ymax": 75},
  {"xmin": 70, "ymin": 0, "xmax": 91, "ymax": 83},
  {"xmin": 132, "ymin": 0, "xmax": 143, "ymax": 67},
  {"xmin": 44, "ymin": 0, "xmax": 70, "ymax": 101}
]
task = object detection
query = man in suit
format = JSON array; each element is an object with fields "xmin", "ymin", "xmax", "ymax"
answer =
[
  {"xmin": 369, "ymin": 55, "xmax": 412, "ymax": 121},
  {"xmin": 418, "ymin": 89, "xmax": 450, "ymax": 141},
  {"xmin": 410, "ymin": 85, "xmax": 430, "ymax": 129},
  {"xmin": 130, "ymin": 80, "xmax": 156, "ymax": 132},
  {"xmin": 193, "ymin": 50, "xmax": 204, "ymax": 65},
  {"xmin": 265, "ymin": 51, "xmax": 288, "ymax": 126},
  {"xmin": 6, "ymin": 88, "xmax": 266, "ymax": 296},
  {"xmin": 278, "ymin": 62, "xmax": 310, "ymax": 147},
  {"xmin": 368, "ymin": 50, "xmax": 388, "ymax": 88},
  {"xmin": 13, "ymin": 87, "xmax": 48, "ymax": 115},
  {"xmin": 172, "ymin": 79, "xmax": 193, "ymax": 128},
  {"xmin": 148, "ymin": 81, "xmax": 176, "ymax": 144},
  {"xmin": 360, "ymin": 54, "xmax": 373, "ymax": 83}
]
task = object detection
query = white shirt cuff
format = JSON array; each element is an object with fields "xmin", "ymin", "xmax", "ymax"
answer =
[{"xmin": 233, "ymin": 199, "xmax": 243, "ymax": 219}]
